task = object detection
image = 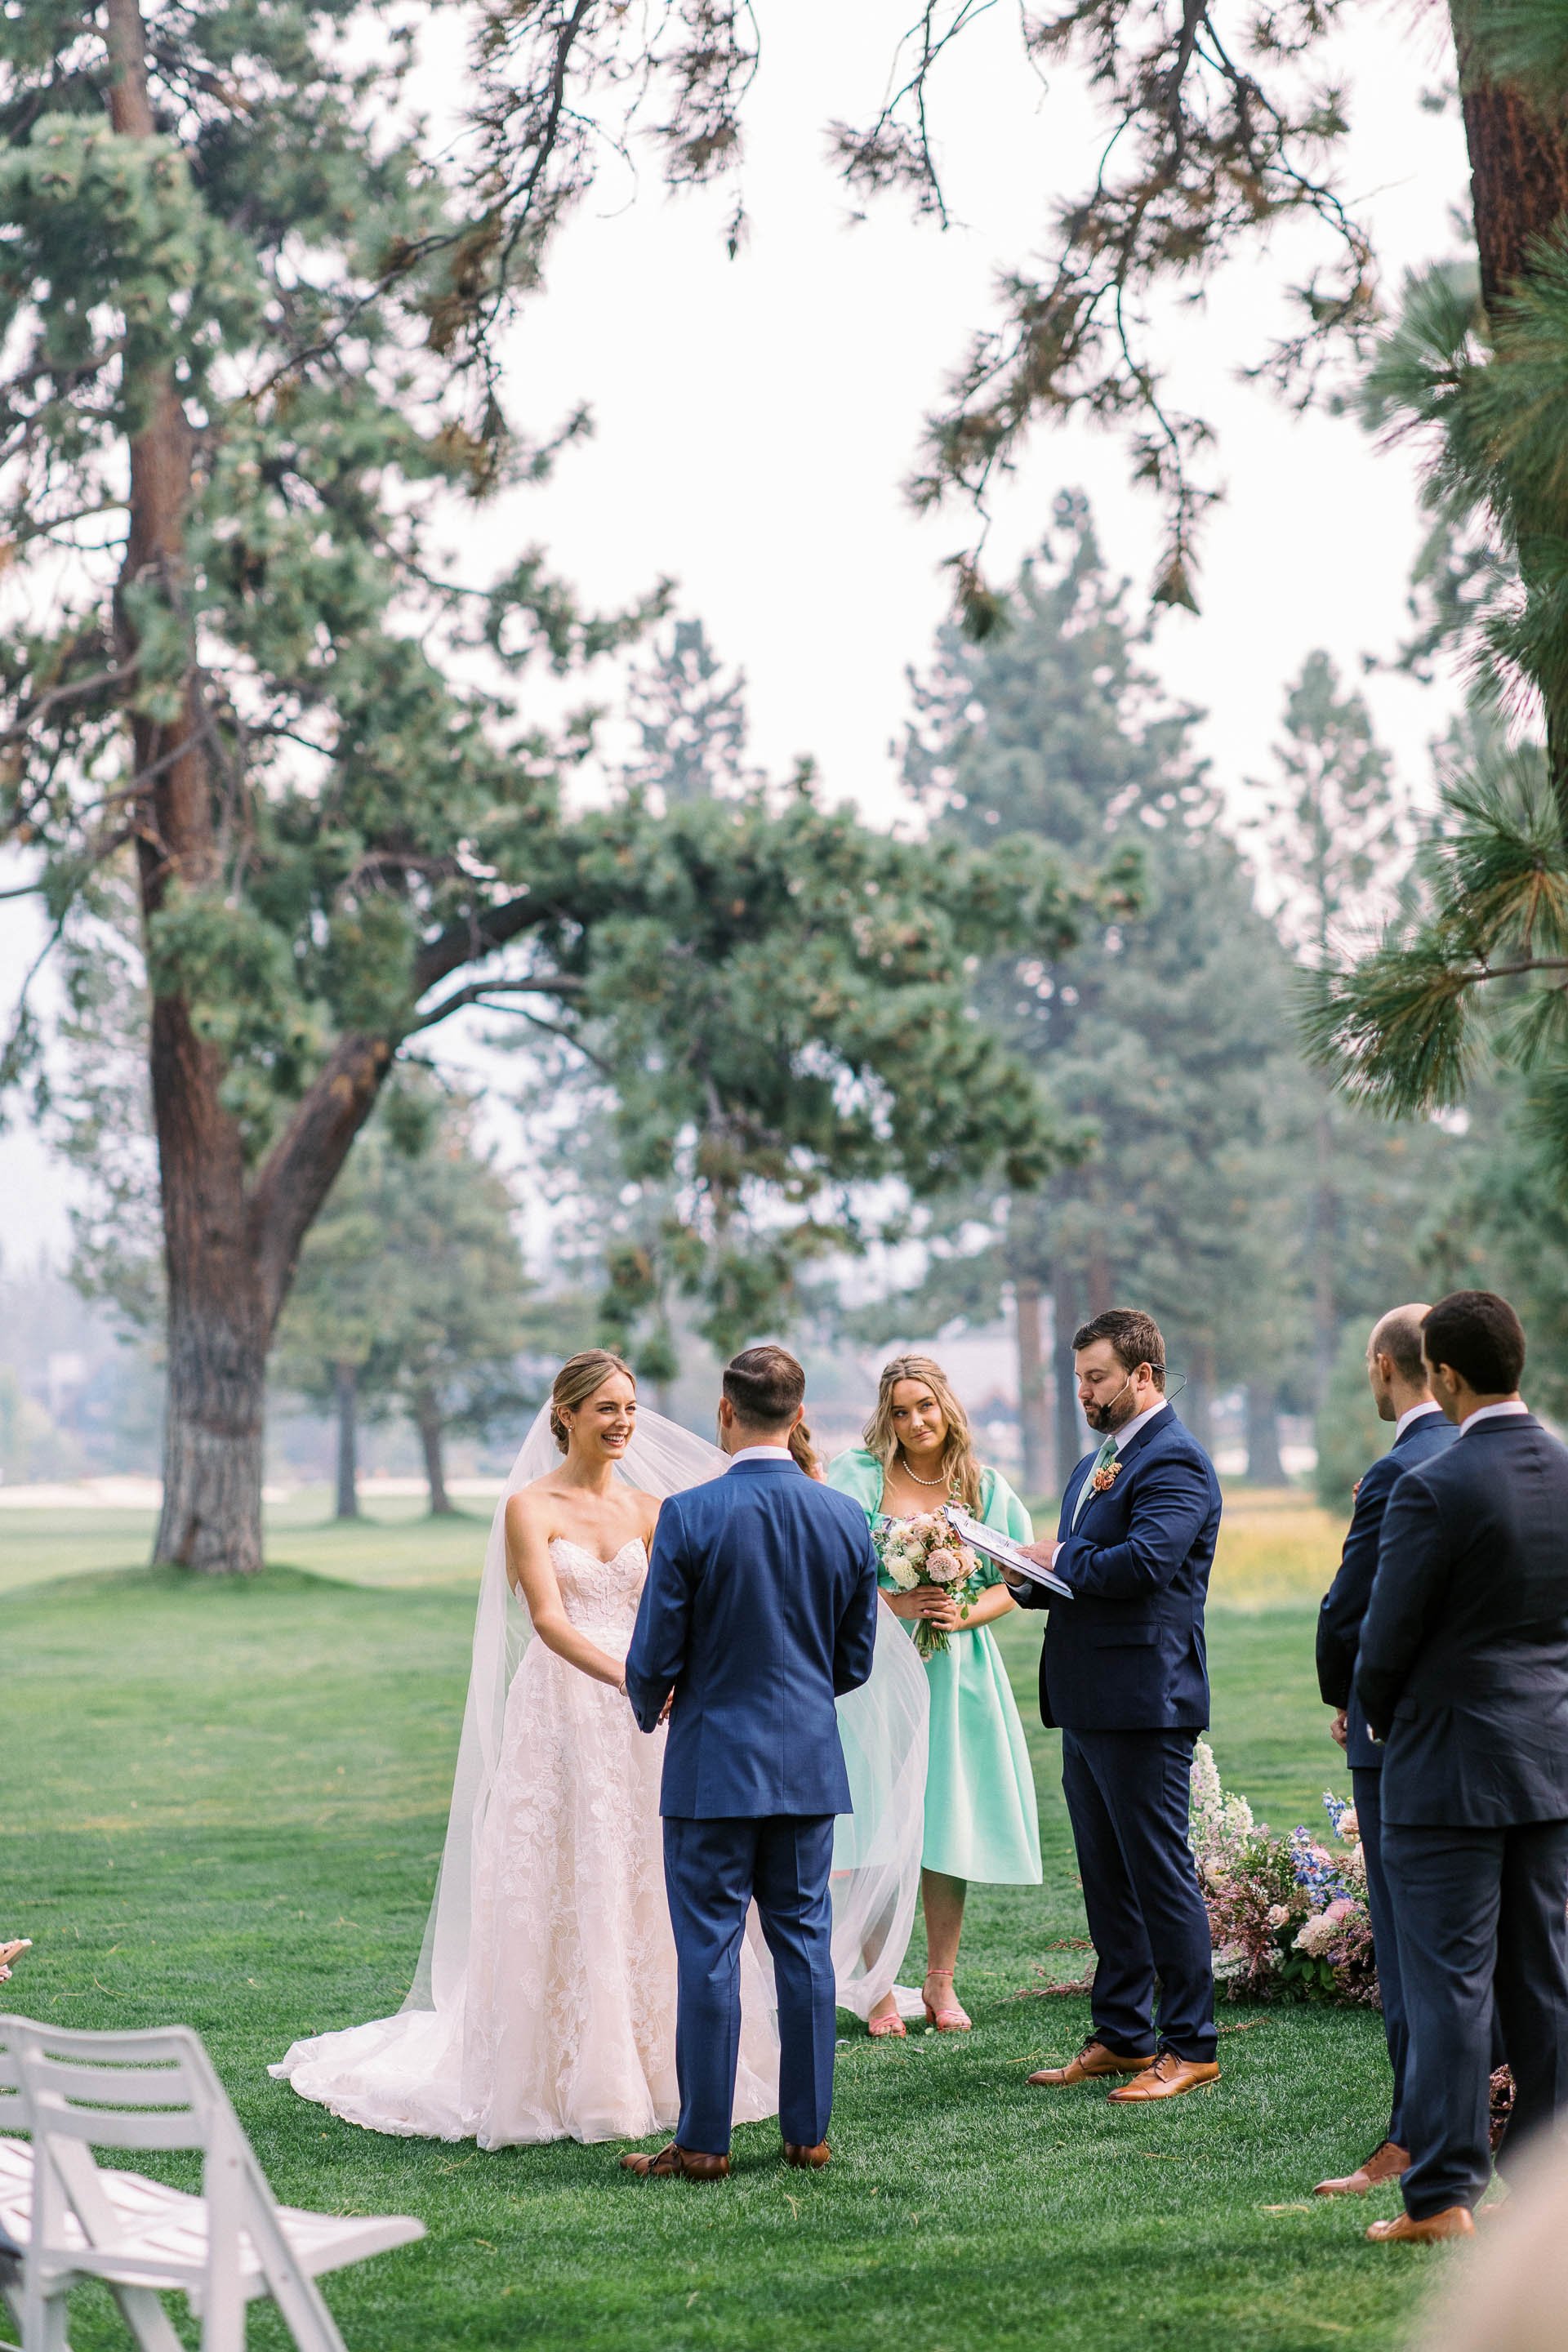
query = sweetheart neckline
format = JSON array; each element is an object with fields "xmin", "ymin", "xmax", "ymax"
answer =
[{"xmin": 546, "ymin": 1535, "xmax": 648, "ymax": 1570}]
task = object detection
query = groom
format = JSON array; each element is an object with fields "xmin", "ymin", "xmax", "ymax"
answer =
[{"xmin": 621, "ymin": 1345, "xmax": 880, "ymax": 2180}]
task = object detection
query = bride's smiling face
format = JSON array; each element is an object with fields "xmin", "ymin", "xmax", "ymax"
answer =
[
  {"xmin": 890, "ymin": 1379, "xmax": 946, "ymax": 1464},
  {"xmin": 564, "ymin": 1371, "xmax": 637, "ymax": 1463}
]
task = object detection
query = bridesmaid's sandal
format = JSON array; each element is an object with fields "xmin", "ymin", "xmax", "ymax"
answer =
[
  {"xmin": 921, "ymin": 1969, "xmax": 971, "ymax": 2032},
  {"xmin": 866, "ymin": 2000, "xmax": 906, "ymax": 2040}
]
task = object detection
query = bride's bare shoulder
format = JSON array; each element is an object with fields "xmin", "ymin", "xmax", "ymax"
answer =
[{"xmin": 503, "ymin": 1479, "xmax": 562, "ymax": 1533}]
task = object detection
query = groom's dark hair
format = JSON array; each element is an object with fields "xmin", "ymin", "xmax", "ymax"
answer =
[
  {"xmin": 1072, "ymin": 1308, "xmax": 1166, "ymax": 1388},
  {"xmin": 724, "ymin": 1344, "xmax": 806, "ymax": 1430}
]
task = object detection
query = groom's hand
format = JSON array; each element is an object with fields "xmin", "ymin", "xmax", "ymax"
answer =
[{"xmin": 657, "ymin": 1688, "xmax": 675, "ymax": 1724}]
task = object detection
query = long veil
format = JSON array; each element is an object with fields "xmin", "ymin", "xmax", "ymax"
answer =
[{"xmin": 273, "ymin": 1401, "xmax": 928, "ymax": 2140}]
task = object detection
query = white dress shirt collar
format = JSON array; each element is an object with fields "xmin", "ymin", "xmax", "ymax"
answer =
[
  {"xmin": 1460, "ymin": 1400, "xmax": 1530, "ymax": 1434},
  {"xmin": 726, "ymin": 1443, "xmax": 795, "ymax": 1467},
  {"xmin": 1111, "ymin": 1400, "xmax": 1171, "ymax": 1455},
  {"xmin": 1393, "ymin": 1399, "xmax": 1444, "ymax": 1442}
]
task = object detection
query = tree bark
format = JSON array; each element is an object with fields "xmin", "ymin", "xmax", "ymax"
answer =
[
  {"xmin": 334, "ymin": 1362, "xmax": 361, "ymax": 1521},
  {"xmin": 1013, "ymin": 1276, "xmax": 1054, "ymax": 1497},
  {"xmin": 1052, "ymin": 1260, "xmax": 1084, "ymax": 1480},
  {"xmin": 415, "ymin": 1388, "xmax": 454, "ymax": 1516},
  {"xmin": 1183, "ymin": 1338, "xmax": 1216, "ymax": 1454},
  {"xmin": 1245, "ymin": 1382, "xmax": 1286, "ymax": 1486}
]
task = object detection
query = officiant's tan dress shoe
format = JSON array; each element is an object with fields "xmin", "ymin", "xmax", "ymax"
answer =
[
  {"xmin": 783, "ymin": 2140, "xmax": 831, "ymax": 2169},
  {"xmin": 1027, "ymin": 2038, "xmax": 1156, "ymax": 2087},
  {"xmin": 619, "ymin": 2142, "xmax": 728, "ymax": 2180},
  {"xmin": 1315, "ymin": 2139, "xmax": 1410, "ymax": 2197},
  {"xmin": 1366, "ymin": 2205, "xmax": 1474, "ymax": 2243},
  {"xmin": 1106, "ymin": 2051, "xmax": 1219, "ymax": 2100}
]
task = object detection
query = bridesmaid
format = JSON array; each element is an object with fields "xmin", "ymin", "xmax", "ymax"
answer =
[{"xmin": 829, "ymin": 1354, "xmax": 1041, "ymax": 2034}]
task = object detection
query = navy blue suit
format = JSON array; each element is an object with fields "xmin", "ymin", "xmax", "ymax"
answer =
[
  {"xmin": 625, "ymin": 1455, "xmax": 879, "ymax": 2154},
  {"xmin": 1315, "ymin": 1405, "xmax": 1457, "ymax": 2145},
  {"xmin": 1356, "ymin": 1414, "xmax": 1568, "ymax": 2216},
  {"xmin": 1014, "ymin": 1404, "xmax": 1221, "ymax": 2060}
]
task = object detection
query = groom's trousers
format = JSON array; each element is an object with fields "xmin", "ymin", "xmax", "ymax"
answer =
[
  {"xmin": 1061, "ymin": 1726, "xmax": 1217, "ymax": 2064},
  {"xmin": 662, "ymin": 1813, "xmax": 837, "ymax": 2157}
]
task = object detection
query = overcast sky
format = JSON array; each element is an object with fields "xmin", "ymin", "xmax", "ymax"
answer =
[{"xmin": 0, "ymin": 2, "xmax": 1472, "ymax": 1265}]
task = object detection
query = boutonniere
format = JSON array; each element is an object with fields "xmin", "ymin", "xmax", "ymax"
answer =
[{"xmin": 1091, "ymin": 1459, "xmax": 1123, "ymax": 1494}]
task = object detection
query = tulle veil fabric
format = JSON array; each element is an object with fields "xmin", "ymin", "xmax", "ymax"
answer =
[{"xmin": 271, "ymin": 1403, "xmax": 929, "ymax": 2144}]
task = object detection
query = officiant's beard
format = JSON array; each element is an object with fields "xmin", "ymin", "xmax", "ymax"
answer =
[{"xmin": 1083, "ymin": 1374, "xmax": 1139, "ymax": 1435}]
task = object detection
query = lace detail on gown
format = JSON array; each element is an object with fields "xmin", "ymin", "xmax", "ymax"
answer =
[{"xmin": 272, "ymin": 1538, "xmax": 779, "ymax": 2147}]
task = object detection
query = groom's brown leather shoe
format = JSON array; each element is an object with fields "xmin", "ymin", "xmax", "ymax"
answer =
[
  {"xmin": 1027, "ymin": 2038, "xmax": 1156, "ymax": 2087},
  {"xmin": 619, "ymin": 2141, "xmax": 728, "ymax": 2180},
  {"xmin": 1315, "ymin": 2139, "xmax": 1410, "ymax": 2197},
  {"xmin": 783, "ymin": 2140, "xmax": 831, "ymax": 2169},
  {"xmin": 1107, "ymin": 2051, "xmax": 1219, "ymax": 2100},
  {"xmin": 1366, "ymin": 2205, "xmax": 1474, "ymax": 2243}
]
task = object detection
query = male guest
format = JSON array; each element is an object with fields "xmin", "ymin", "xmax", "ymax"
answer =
[
  {"xmin": 1312, "ymin": 1305, "xmax": 1457, "ymax": 2199},
  {"xmin": 1006, "ymin": 1308, "xmax": 1223, "ymax": 2102},
  {"xmin": 1356, "ymin": 1291, "xmax": 1568, "ymax": 2245}
]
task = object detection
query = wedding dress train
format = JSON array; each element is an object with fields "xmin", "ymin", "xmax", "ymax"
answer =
[{"xmin": 273, "ymin": 1408, "xmax": 928, "ymax": 2147}]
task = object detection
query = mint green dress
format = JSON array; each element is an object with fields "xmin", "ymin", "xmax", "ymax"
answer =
[{"xmin": 826, "ymin": 1450, "xmax": 1042, "ymax": 1886}]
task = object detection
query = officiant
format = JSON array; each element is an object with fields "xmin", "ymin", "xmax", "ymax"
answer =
[{"xmin": 1004, "ymin": 1307, "xmax": 1223, "ymax": 2104}]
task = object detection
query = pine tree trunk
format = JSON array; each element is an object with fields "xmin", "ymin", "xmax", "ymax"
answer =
[
  {"xmin": 1184, "ymin": 1339, "xmax": 1217, "ymax": 1454},
  {"xmin": 334, "ymin": 1362, "xmax": 361, "ymax": 1521},
  {"xmin": 1450, "ymin": 4, "xmax": 1568, "ymax": 840},
  {"xmin": 1052, "ymin": 1261, "xmax": 1083, "ymax": 1477},
  {"xmin": 154, "ymin": 1248, "xmax": 269, "ymax": 1575},
  {"xmin": 415, "ymin": 1389, "xmax": 454, "ymax": 1516},
  {"xmin": 1245, "ymin": 1382, "xmax": 1286, "ymax": 1486},
  {"xmin": 1014, "ymin": 1277, "xmax": 1054, "ymax": 1497}
]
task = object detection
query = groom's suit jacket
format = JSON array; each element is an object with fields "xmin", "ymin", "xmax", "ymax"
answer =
[
  {"xmin": 1013, "ymin": 1403, "xmax": 1220, "ymax": 1731},
  {"xmin": 625, "ymin": 1456, "xmax": 880, "ymax": 1819},
  {"xmin": 1356, "ymin": 1414, "xmax": 1568, "ymax": 1828},
  {"xmin": 1316, "ymin": 1407, "xmax": 1457, "ymax": 1770}
]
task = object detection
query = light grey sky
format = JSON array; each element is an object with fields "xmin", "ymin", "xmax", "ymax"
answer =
[{"xmin": 0, "ymin": 2, "xmax": 1472, "ymax": 1263}]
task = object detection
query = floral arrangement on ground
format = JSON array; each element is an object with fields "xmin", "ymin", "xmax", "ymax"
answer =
[{"xmin": 1187, "ymin": 1740, "xmax": 1379, "ymax": 2007}]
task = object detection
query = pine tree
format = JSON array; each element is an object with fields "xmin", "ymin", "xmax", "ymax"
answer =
[{"xmin": 0, "ymin": 6, "xmax": 1107, "ymax": 1571}]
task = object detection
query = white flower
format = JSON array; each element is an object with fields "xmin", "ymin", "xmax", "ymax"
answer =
[
  {"xmin": 1338, "ymin": 1807, "xmax": 1359, "ymax": 1842},
  {"xmin": 884, "ymin": 1556, "xmax": 920, "ymax": 1592}
]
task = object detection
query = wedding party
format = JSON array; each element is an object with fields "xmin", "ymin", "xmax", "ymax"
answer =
[{"xmin": 8, "ymin": 3, "xmax": 1568, "ymax": 2350}]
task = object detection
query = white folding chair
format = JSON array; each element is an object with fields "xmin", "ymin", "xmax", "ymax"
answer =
[{"xmin": 0, "ymin": 2016, "xmax": 424, "ymax": 2352}]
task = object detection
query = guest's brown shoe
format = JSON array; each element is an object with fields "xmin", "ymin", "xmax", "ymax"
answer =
[
  {"xmin": 1315, "ymin": 2139, "xmax": 1410, "ymax": 2197},
  {"xmin": 1027, "ymin": 2038, "xmax": 1156, "ymax": 2087},
  {"xmin": 619, "ymin": 2141, "xmax": 728, "ymax": 2180},
  {"xmin": 783, "ymin": 2140, "xmax": 831, "ymax": 2170},
  {"xmin": 1107, "ymin": 2051, "xmax": 1220, "ymax": 2101},
  {"xmin": 1366, "ymin": 2205, "xmax": 1473, "ymax": 2243}
]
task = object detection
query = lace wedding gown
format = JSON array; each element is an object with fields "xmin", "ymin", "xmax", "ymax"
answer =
[{"xmin": 276, "ymin": 1535, "xmax": 776, "ymax": 2146}]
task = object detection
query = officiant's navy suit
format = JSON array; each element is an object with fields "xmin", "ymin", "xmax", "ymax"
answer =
[
  {"xmin": 1356, "ymin": 1412, "xmax": 1568, "ymax": 2218},
  {"xmin": 1316, "ymin": 1404, "xmax": 1457, "ymax": 2147},
  {"xmin": 1015, "ymin": 1401, "xmax": 1222, "ymax": 2061},
  {"xmin": 626, "ymin": 1454, "xmax": 879, "ymax": 2155}
]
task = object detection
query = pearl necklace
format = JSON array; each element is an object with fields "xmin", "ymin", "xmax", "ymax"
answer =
[{"xmin": 898, "ymin": 1452, "xmax": 950, "ymax": 1488}]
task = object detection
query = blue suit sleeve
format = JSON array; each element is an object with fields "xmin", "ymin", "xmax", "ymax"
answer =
[
  {"xmin": 1053, "ymin": 1453, "xmax": 1211, "ymax": 1600},
  {"xmin": 1316, "ymin": 1455, "xmax": 1395, "ymax": 1708},
  {"xmin": 832, "ymin": 1523, "xmax": 880, "ymax": 1697},
  {"xmin": 1353, "ymin": 1475, "xmax": 1452, "ymax": 1740},
  {"xmin": 625, "ymin": 1499, "xmax": 694, "ymax": 1734}
]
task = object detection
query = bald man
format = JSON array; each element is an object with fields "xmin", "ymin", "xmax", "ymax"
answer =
[{"xmin": 1312, "ymin": 1306, "xmax": 1459, "ymax": 2198}]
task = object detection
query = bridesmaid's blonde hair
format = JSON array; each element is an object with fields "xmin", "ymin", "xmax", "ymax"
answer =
[
  {"xmin": 864, "ymin": 1354, "xmax": 983, "ymax": 1512},
  {"xmin": 550, "ymin": 1349, "xmax": 635, "ymax": 1452}
]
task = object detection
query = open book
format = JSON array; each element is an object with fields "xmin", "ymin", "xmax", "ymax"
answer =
[{"xmin": 942, "ymin": 1504, "xmax": 1074, "ymax": 1600}]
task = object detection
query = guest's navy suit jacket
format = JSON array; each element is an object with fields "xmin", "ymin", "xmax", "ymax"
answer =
[
  {"xmin": 625, "ymin": 1456, "xmax": 880, "ymax": 1819},
  {"xmin": 1356, "ymin": 1414, "xmax": 1568, "ymax": 1829},
  {"xmin": 1316, "ymin": 1409, "xmax": 1458, "ymax": 1770},
  {"xmin": 1014, "ymin": 1404, "xmax": 1221, "ymax": 1731}
]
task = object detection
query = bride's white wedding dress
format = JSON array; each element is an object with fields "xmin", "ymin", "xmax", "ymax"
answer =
[{"xmin": 273, "ymin": 1408, "xmax": 927, "ymax": 2148}]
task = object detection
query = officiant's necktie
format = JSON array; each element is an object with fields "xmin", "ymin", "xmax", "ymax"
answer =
[{"xmin": 1071, "ymin": 1437, "xmax": 1118, "ymax": 1529}]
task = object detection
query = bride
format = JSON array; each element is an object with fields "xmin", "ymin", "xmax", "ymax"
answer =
[{"xmin": 274, "ymin": 1349, "xmax": 928, "ymax": 2147}]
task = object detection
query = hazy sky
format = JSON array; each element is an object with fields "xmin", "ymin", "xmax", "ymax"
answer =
[{"xmin": 0, "ymin": 2, "xmax": 1472, "ymax": 1263}]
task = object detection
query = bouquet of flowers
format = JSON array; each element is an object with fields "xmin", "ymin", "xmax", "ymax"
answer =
[
  {"xmin": 1188, "ymin": 1742, "xmax": 1379, "ymax": 2007},
  {"xmin": 873, "ymin": 1512, "xmax": 982, "ymax": 1659}
]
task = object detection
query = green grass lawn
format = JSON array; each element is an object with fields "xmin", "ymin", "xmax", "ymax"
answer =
[{"xmin": 0, "ymin": 1517, "xmax": 1453, "ymax": 2352}]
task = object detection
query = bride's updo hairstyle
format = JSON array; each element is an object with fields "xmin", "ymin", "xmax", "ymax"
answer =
[
  {"xmin": 550, "ymin": 1349, "xmax": 635, "ymax": 1452},
  {"xmin": 865, "ymin": 1353, "xmax": 983, "ymax": 1512}
]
